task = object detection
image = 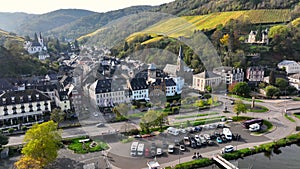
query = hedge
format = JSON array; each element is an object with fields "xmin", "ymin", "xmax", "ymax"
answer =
[{"xmin": 174, "ymin": 158, "xmax": 213, "ymax": 169}]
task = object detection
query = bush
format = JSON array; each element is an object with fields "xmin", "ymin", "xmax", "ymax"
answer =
[
  {"xmin": 8, "ymin": 128, "xmax": 14, "ymax": 134},
  {"xmin": 232, "ymin": 116, "xmax": 253, "ymax": 122},
  {"xmin": 174, "ymin": 158, "xmax": 213, "ymax": 169},
  {"xmin": 21, "ymin": 126, "xmax": 27, "ymax": 131}
]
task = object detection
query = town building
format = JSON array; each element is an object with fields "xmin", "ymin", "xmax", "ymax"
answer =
[
  {"xmin": 246, "ymin": 29, "xmax": 269, "ymax": 44},
  {"xmin": 89, "ymin": 79, "xmax": 129, "ymax": 107},
  {"xmin": 213, "ymin": 66, "xmax": 244, "ymax": 84},
  {"xmin": 127, "ymin": 78, "xmax": 149, "ymax": 101},
  {"xmin": 288, "ymin": 73, "xmax": 300, "ymax": 91},
  {"xmin": 278, "ymin": 60, "xmax": 300, "ymax": 74},
  {"xmin": 54, "ymin": 90, "xmax": 71, "ymax": 111},
  {"xmin": 0, "ymin": 89, "xmax": 51, "ymax": 130},
  {"xmin": 246, "ymin": 67, "xmax": 264, "ymax": 82},
  {"xmin": 192, "ymin": 71, "xmax": 223, "ymax": 92}
]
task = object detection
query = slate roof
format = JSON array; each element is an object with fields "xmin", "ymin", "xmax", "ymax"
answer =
[
  {"xmin": 95, "ymin": 78, "xmax": 125, "ymax": 94},
  {"xmin": 130, "ymin": 78, "xmax": 148, "ymax": 90},
  {"xmin": 165, "ymin": 78, "xmax": 176, "ymax": 86},
  {"xmin": 0, "ymin": 89, "xmax": 51, "ymax": 106}
]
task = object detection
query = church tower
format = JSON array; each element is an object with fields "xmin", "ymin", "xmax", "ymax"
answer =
[
  {"xmin": 177, "ymin": 46, "xmax": 184, "ymax": 72},
  {"xmin": 38, "ymin": 32, "xmax": 44, "ymax": 47}
]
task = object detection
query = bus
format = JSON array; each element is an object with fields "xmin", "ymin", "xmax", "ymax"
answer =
[{"xmin": 242, "ymin": 118, "xmax": 263, "ymax": 129}]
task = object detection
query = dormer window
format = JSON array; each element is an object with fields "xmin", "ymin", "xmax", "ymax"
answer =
[
  {"xmin": 36, "ymin": 94, "xmax": 39, "ymax": 100},
  {"xmin": 20, "ymin": 96, "xmax": 23, "ymax": 102},
  {"xmin": 2, "ymin": 98, "xmax": 6, "ymax": 103},
  {"xmin": 11, "ymin": 97, "xmax": 15, "ymax": 103},
  {"xmin": 28, "ymin": 95, "xmax": 32, "ymax": 101}
]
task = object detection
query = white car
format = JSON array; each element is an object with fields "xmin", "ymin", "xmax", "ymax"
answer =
[
  {"xmin": 194, "ymin": 135, "xmax": 201, "ymax": 142},
  {"xmin": 156, "ymin": 148, "xmax": 163, "ymax": 156},
  {"xmin": 96, "ymin": 123, "xmax": 105, "ymax": 127},
  {"xmin": 168, "ymin": 145, "xmax": 175, "ymax": 153},
  {"xmin": 221, "ymin": 145, "xmax": 234, "ymax": 154},
  {"xmin": 179, "ymin": 145, "xmax": 186, "ymax": 151},
  {"xmin": 203, "ymin": 134, "xmax": 211, "ymax": 140}
]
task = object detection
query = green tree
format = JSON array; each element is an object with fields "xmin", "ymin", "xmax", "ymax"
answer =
[
  {"xmin": 232, "ymin": 82, "xmax": 251, "ymax": 97},
  {"xmin": 269, "ymin": 70, "xmax": 275, "ymax": 85},
  {"xmin": 265, "ymin": 85, "xmax": 280, "ymax": 98},
  {"xmin": 205, "ymin": 85, "xmax": 212, "ymax": 93},
  {"xmin": 139, "ymin": 110, "xmax": 160, "ymax": 133},
  {"xmin": 275, "ymin": 78, "xmax": 288, "ymax": 91},
  {"xmin": 22, "ymin": 121, "xmax": 61, "ymax": 167},
  {"xmin": 0, "ymin": 134, "xmax": 9, "ymax": 147},
  {"xmin": 194, "ymin": 100, "xmax": 205, "ymax": 107},
  {"xmin": 233, "ymin": 100, "xmax": 247, "ymax": 121},
  {"xmin": 50, "ymin": 108, "xmax": 65, "ymax": 125},
  {"xmin": 113, "ymin": 103, "xmax": 130, "ymax": 118},
  {"xmin": 268, "ymin": 25, "xmax": 289, "ymax": 39}
]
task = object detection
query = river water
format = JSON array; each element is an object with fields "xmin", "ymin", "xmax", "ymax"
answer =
[{"xmin": 203, "ymin": 144, "xmax": 300, "ymax": 169}]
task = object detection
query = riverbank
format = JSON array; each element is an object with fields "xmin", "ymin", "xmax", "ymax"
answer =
[{"xmin": 163, "ymin": 132, "xmax": 300, "ymax": 169}]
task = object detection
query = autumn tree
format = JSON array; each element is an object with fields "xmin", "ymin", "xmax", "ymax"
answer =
[
  {"xmin": 15, "ymin": 156, "xmax": 42, "ymax": 169},
  {"xmin": 21, "ymin": 121, "xmax": 62, "ymax": 167},
  {"xmin": 233, "ymin": 100, "xmax": 247, "ymax": 121}
]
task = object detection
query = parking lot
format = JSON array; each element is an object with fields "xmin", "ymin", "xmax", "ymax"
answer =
[{"xmin": 108, "ymin": 122, "xmax": 269, "ymax": 169}]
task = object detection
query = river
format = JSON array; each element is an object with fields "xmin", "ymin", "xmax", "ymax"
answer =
[{"xmin": 203, "ymin": 144, "xmax": 300, "ymax": 169}]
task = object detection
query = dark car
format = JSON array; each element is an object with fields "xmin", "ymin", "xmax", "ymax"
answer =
[
  {"xmin": 221, "ymin": 135, "xmax": 227, "ymax": 143},
  {"xmin": 150, "ymin": 143, "xmax": 156, "ymax": 156},
  {"xmin": 190, "ymin": 137, "xmax": 197, "ymax": 149},
  {"xmin": 194, "ymin": 126, "xmax": 202, "ymax": 132}
]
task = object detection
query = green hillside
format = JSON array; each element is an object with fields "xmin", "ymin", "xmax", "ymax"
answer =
[
  {"xmin": 143, "ymin": 9, "xmax": 291, "ymax": 38},
  {"xmin": 0, "ymin": 29, "xmax": 24, "ymax": 45},
  {"xmin": 153, "ymin": 0, "xmax": 298, "ymax": 16}
]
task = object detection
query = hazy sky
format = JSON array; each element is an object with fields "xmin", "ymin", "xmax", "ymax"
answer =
[{"xmin": 0, "ymin": 0, "xmax": 175, "ymax": 14}]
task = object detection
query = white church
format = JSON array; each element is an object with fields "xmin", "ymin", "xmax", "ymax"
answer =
[{"xmin": 23, "ymin": 32, "xmax": 50, "ymax": 60}]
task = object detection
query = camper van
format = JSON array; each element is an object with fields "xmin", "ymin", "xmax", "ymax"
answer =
[
  {"xmin": 130, "ymin": 141, "xmax": 139, "ymax": 156},
  {"xmin": 137, "ymin": 143, "xmax": 145, "ymax": 156},
  {"xmin": 249, "ymin": 123, "xmax": 260, "ymax": 132},
  {"xmin": 167, "ymin": 127, "xmax": 180, "ymax": 136},
  {"xmin": 222, "ymin": 128, "xmax": 232, "ymax": 140}
]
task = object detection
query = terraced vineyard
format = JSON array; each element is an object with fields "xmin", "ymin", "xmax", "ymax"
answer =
[{"xmin": 142, "ymin": 9, "xmax": 291, "ymax": 38}]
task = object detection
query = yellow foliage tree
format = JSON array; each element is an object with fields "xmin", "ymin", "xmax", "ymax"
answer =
[
  {"xmin": 21, "ymin": 121, "xmax": 62, "ymax": 167},
  {"xmin": 15, "ymin": 156, "xmax": 42, "ymax": 169},
  {"xmin": 220, "ymin": 34, "xmax": 229, "ymax": 46}
]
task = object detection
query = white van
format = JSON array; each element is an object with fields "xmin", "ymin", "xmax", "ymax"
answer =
[
  {"xmin": 223, "ymin": 128, "xmax": 232, "ymax": 140},
  {"xmin": 249, "ymin": 123, "xmax": 260, "ymax": 132},
  {"xmin": 130, "ymin": 141, "xmax": 139, "ymax": 156},
  {"xmin": 137, "ymin": 143, "xmax": 144, "ymax": 156},
  {"xmin": 167, "ymin": 127, "xmax": 179, "ymax": 136}
]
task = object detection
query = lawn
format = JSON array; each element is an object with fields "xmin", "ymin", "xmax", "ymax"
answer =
[
  {"xmin": 173, "ymin": 116, "xmax": 225, "ymax": 127},
  {"xmin": 285, "ymin": 114, "xmax": 296, "ymax": 122},
  {"xmin": 292, "ymin": 97, "xmax": 300, "ymax": 101},
  {"xmin": 246, "ymin": 104, "xmax": 269, "ymax": 113},
  {"xmin": 174, "ymin": 112, "xmax": 219, "ymax": 120},
  {"xmin": 67, "ymin": 137, "xmax": 109, "ymax": 154},
  {"xmin": 294, "ymin": 113, "xmax": 300, "ymax": 119}
]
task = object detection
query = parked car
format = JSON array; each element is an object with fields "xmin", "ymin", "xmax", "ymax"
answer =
[
  {"xmin": 179, "ymin": 145, "xmax": 186, "ymax": 151},
  {"xmin": 194, "ymin": 126, "xmax": 202, "ymax": 132},
  {"xmin": 194, "ymin": 135, "xmax": 201, "ymax": 143},
  {"xmin": 190, "ymin": 137, "xmax": 197, "ymax": 149},
  {"xmin": 145, "ymin": 148, "xmax": 150, "ymax": 157},
  {"xmin": 156, "ymin": 148, "xmax": 163, "ymax": 156},
  {"xmin": 150, "ymin": 143, "xmax": 156, "ymax": 156},
  {"xmin": 168, "ymin": 145, "xmax": 175, "ymax": 153},
  {"xmin": 96, "ymin": 123, "xmax": 105, "ymax": 127},
  {"xmin": 221, "ymin": 134, "xmax": 227, "ymax": 143},
  {"xmin": 221, "ymin": 145, "xmax": 234, "ymax": 154},
  {"xmin": 207, "ymin": 140, "xmax": 215, "ymax": 146},
  {"xmin": 216, "ymin": 137, "xmax": 222, "ymax": 143},
  {"xmin": 203, "ymin": 134, "xmax": 211, "ymax": 140},
  {"xmin": 174, "ymin": 139, "xmax": 181, "ymax": 146}
]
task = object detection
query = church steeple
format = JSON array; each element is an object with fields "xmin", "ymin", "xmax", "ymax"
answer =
[{"xmin": 177, "ymin": 46, "xmax": 184, "ymax": 72}]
